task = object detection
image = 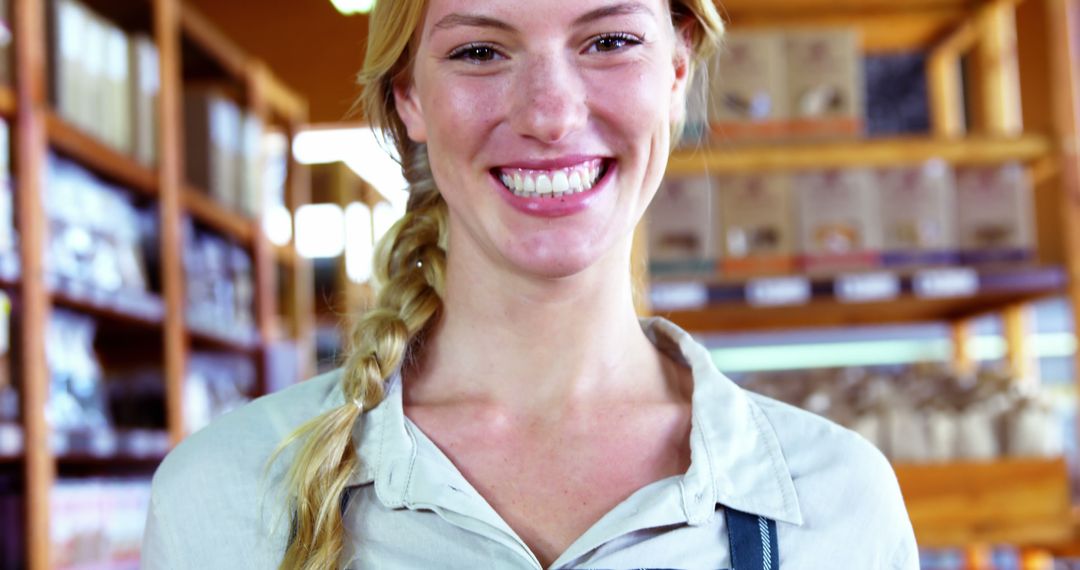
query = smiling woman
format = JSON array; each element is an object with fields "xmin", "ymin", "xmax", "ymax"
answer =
[{"xmin": 141, "ymin": 1, "xmax": 918, "ymax": 569}]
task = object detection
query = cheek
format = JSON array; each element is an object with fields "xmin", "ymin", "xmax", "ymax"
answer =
[
  {"xmin": 422, "ymin": 76, "xmax": 507, "ymax": 146},
  {"xmin": 585, "ymin": 63, "xmax": 673, "ymax": 141}
]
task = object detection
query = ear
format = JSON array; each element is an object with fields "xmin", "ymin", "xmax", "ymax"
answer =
[
  {"xmin": 669, "ymin": 24, "xmax": 694, "ymax": 125},
  {"xmin": 393, "ymin": 78, "xmax": 428, "ymax": 143}
]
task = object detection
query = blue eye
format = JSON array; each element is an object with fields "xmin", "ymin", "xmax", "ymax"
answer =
[
  {"xmin": 590, "ymin": 33, "xmax": 642, "ymax": 53},
  {"xmin": 449, "ymin": 44, "xmax": 501, "ymax": 63}
]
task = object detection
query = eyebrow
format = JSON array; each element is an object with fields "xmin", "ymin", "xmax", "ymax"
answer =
[{"xmin": 431, "ymin": 2, "xmax": 655, "ymax": 34}]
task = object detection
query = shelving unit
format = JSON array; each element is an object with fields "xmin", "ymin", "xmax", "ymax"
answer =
[
  {"xmin": 3, "ymin": 0, "xmax": 316, "ymax": 567},
  {"xmin": 646, "ymin": 0, "xmax": 1080, "ymax": 558}
]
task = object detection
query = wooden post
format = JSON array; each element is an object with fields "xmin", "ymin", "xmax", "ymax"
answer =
[
  {"xmin": 975, "ymin": 0, "xmax": 1024, "ymax": 135},
  {"xmin": 154, "ymin": 0, "xmax": 188, "ymax": 445},
  {"xmin": 1002, "ymin": 303, "xmax": 1038, "ymax": 382},
  {"xmin": 951, "ymin": 319, "xmax": 974, "ymax": 375},
  {"xmin": 1042, "ymin": 0, "xmax": 1080, "ymax": 478},
  {"xmin": 14, "ymin": 0, "xmax": 53, "ymax": 564},
  {"xmin": 248, "ymin": 65, "xmax": 278, "ymax": 347},
  {"xmin": 927, "ymin": 51, "xmax": 965, "ymax": 138},
  {"xmin": 287, "ymin": 120, "xmax": 315, "ymax": 379}
]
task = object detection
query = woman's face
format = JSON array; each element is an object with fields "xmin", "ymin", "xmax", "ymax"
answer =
[{"xmin": 396, "ymin": 0, "xmax": 690, "ymax": 280}]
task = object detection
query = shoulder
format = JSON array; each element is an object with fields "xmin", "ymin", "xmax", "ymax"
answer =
[
  {"xmin": 746, "ymin": 391, "xmax": 917, "ymax": 567},
  {"xmin": 142, "ymin": 369, "xmax": 345, "ymax": 568}
]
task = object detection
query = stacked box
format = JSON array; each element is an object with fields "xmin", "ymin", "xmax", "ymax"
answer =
[
  {"xmin": 794, "ymin": 168, "xmax": 882, "ymax": 273},
  {"xmin": 784, "ymin": 28, "xmax": 864, "ymax": 139},
  {"xmin": 955, "ymin": 163, "xmax": 1036, "ymax": 265},
  {"xmin": 717, "ymin": 173, "xmax": 796, "ymax": 277},
  {"xmin": 877, "ymin": 162, "xmax": 959, "ymax": 267},
  {"xmin": 647, "ymin": 175, "xmax": 716, "ymax": 278},
  {"xmin": 708, "ymin": 30, "xmax": 788, "ymax": 142}
]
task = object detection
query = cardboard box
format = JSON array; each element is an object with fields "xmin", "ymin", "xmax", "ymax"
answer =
[
  {"xmin": 795, "ymin": 168, "xmax": 882, "ymax": 273},
  {"xmin": 717, "ymin": 173, "xmax": 796, "ymax": 277},
  {"xmin": 955, "ymin": 163, "xmax": 1036, "ymax": 264},
  {"xmin": 785, "ymin": 28, "xmax": 864, "ymax": 139},
  {"xmin": 647, "ymin": 175, "xmax": 716, "ymax": 278},
  {"xmin": 708, "ymin": 30, "xmax": 789, "ymax": 143},
  {"xmin": 877, "ymin": 162, "xmax": 959, "ymax": 267}
]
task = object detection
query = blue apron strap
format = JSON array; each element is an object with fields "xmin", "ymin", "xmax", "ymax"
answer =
[{"xmin": 725, "ymin": 507, "xmax": 779, "ymax": 570}]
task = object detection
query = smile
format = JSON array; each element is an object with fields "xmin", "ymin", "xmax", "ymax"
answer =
[{"xmin": 494, "ymin": 159, "xmax": 608, "ymax": 198}]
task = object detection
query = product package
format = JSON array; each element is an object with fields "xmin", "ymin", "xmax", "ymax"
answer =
[
  {"xmin": 183, "ymin": 220, "xmax": 258, "ymax": 346},
  {"xmin": 717, "ymin": 173, "xmax": 796, "ymax": 278},
  {"xmin": 647, "ymin": 174, "xmax": 717, "ymax": 279},
  {"xmin": 708, "ymin": 30, "xmax": 788, "ymax": 143},
  {"xmin": 784, "ymin": 28, "xmax": 864, "ymax": 139},
  {"xmin": 955, "ymin": 163, "xmax": 1036, "ymax": 265},
  {"xmin": 184, "ymin": 352, "xmax": 256, "ymax": 434},
  {"xmin": 51, "ymin": 478, "xmax": 151, "ymax": 570},
  {"xmin": 184, "ymin": 87, "xmax": 241, "ymax": 211},
  {"xmin": 128, "ymin": 34, "xmax": 160, "ymax": 166},
  {"xmin": 44, "ymin": 153, "xmax": 161, "ymax": 318},
  {"xmin": 0, "ymin": 119, "xmax": 17, "ymax": 280},
  {"xmin": 45, "ymin": 310, "xmax": 114, "ymax": 456},
  {"xmin": 877, "ymin": 162, "xmax": 959, "ymax": 268},
  {"xmin": 794, "ymin": 168, "xmax": 882, "ymax": 273}
]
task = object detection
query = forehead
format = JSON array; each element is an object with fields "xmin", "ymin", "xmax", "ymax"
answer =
[{"xmin": 420, "ymin": 0, "xmax": 671, "ymax": 35}]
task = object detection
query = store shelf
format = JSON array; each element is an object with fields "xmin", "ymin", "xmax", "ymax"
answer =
[
  {"xmin": 45, "ymin": 111, "xmax": 158, "ymax": 197},
  {"xmin": 666, "ymin": 135, "xmax": 1053, "ymax": 177},
  {"xmin": 654, "ymin": 265, "xmax": 1065, "ymax": 333},
  {"xmin": 54, "ymin": 428, "xmax": 169, "ymax": 475},
  {"xmin": 183, "ymin": 187, "xmax": 256, "ymax": 245},
  {"xmin": 49, "ymin": 281, "xmax": 166, "ymax": 329},
  {"xmin": 895, "ymin": 457, "xmax": 1073, "ymax": 548}
]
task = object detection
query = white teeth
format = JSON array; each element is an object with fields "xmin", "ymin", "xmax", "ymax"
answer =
[
  {"xmin": 497, "ymin": 159, "xmax": 605, "ymax": 198},
  {"xmin": 552, "ymin": 171, "xmax": 569, "ymax": 194},
  {"xmin": 536, "ymin": 174, "xmax": 553, "ymax": 194},
  {"xmin": 569, "ymin": 171, "xmax": 583, "ymax": 192}
]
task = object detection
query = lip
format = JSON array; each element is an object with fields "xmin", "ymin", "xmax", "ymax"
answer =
[
  {"xmin": 494, "ymin": 155, "xmax": 607, "ymax": 171},
  {"xmin": 491, "ymin": 159, "xmax": 613, "ymax": 218}
]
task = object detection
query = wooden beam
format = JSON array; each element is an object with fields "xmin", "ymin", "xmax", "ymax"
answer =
[
  {"xmin": 1002, "ymin": 303, "xmax": 1038, "ymax": 381},
  {"xmin": 178, "ymin": 2, "xmax": 248, "ymax": 82},
  {"xmin": 975, "ymin": 0, "xmax": 1024, "ymax": 135},
  {"xmin": 951, "ymin": 319, "xmax": 974, "ymax": 374},
  {"xmin": 155, "ymin": 0, "xmax": 188, "ymax": 445},
  {"xmin": 13, "ymin": 0, "xmax": 53, "ymax": 565},
  {"xmin": 927, "ymin": 51, "xmax": 966, "ymax": 137},
  {"xmin": 727, "ymin": 9, "xmax": 968, "ymax": 54},
  {"xmin": 286, "ymin": 120, "xmax": 316, "ymax": 380},
  {"xmin": 666, "ymin": 135, "xmax": 1051, "ymax": 175}
]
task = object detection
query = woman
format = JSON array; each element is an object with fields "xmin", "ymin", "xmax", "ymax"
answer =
[{"xmin": 144, "ymin": 0, "xmax": 918, "ymax": 568}]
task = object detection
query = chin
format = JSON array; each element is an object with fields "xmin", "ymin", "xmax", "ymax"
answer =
[{"xmin": 504, "ymin": 240, "xmax": 603, "ymax": 280}]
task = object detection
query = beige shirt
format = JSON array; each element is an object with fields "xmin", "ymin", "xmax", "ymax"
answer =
[{"xmin": 143, "ymin": 317, "xmax": 918, "ymax": 569}]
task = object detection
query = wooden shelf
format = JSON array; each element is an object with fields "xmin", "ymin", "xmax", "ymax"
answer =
[
  {"xmin": 666, "ymin": 135, "xmax": 1053, "ymax": 176},
  {"xmin": 895, "ymin": 457, "xmax": 1073, "ymax": 548},
  {"xmin": 183, "ymin": 187, "xmax": 256, "ymax": 245},
  {"xmin": 188, "ymin": 323, "xmax": 260, "ymax": 354},
  {"xmin": 274, "ymin": 242, "xmax": 297, "ymax": 268},
  {"xmin": 45, "ymin": 112, "xmax": 158, "ymax": 197},
  {"xmin": 179, "ymin": 3, "xmax": 248, "ymax": 82},
  {"xmin": 655, "ymin": 266, "xmax": 1065, "ymax": 333},
  {"xmin": 49, "ymin": 282, "xmax": 166, "ymax": 329}
]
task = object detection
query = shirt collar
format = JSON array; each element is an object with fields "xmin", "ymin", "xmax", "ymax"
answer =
[{"xmin": 342, "ymin": 317, "xmax": 804, "ymax": 526}]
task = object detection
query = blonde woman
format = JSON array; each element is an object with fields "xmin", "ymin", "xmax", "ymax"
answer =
[{"xmin": 143, "ymin": 0, "xmax": 917, "ymax": 568}]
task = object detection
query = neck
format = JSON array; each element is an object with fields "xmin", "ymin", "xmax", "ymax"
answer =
[{"xmin": 405, "ymin": 236, "xmax": 672, "ymax": 414}]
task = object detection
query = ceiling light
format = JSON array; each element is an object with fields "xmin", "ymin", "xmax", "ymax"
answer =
[{"xmin": 330, "ymin": 0, "xmax": 375, "ymax": 15}]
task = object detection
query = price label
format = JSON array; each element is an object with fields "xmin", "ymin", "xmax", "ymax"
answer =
[
  {"xmin": 650, "ymin": 282, "xmax": 708, "ymax": 311},
  {"xmin": 835, "ymin": 272, "xmax": 900, "ymax": 303},
  {"xmin": 746, "ymin": 277, "xmax": 811, "ymax": 307},
  {"xmin": 913, "ymin": 268, "xmax": 979, "ymax": 299}
]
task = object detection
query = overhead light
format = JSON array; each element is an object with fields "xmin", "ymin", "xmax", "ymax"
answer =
[{"xmin": 330, "ymin": 0, "xmax": 375, "ymax": 15}]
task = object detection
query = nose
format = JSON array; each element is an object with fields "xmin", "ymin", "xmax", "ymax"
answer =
[{"xmin": 509, "ymin": 54, "xmax": 588, "ymax": 144}]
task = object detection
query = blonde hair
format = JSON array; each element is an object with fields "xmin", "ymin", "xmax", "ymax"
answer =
[{"xmin": 274, "ymin": 1, "xmax": 724, "ymax": 567}]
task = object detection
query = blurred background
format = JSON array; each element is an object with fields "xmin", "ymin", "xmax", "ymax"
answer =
[{"xmin": 0, "ymin": 0, "xmax": 1077, "ymax": 568}]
